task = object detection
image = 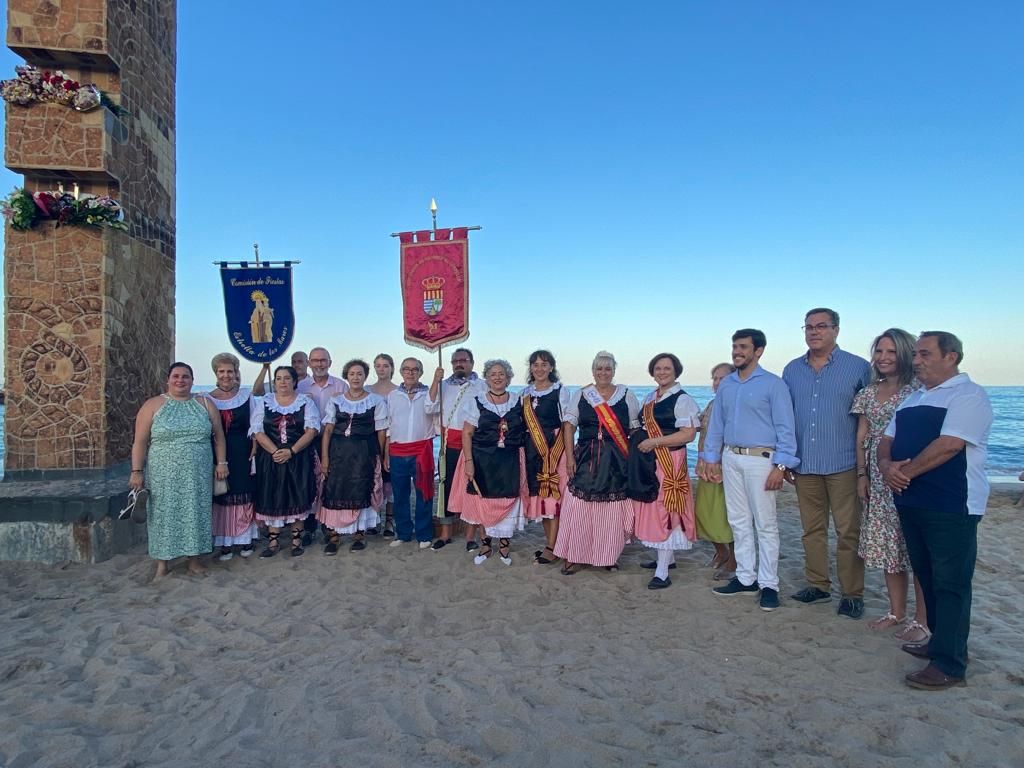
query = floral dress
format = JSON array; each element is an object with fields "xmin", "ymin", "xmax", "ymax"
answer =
[{"xmin": 850, "ymin": 382, "xmax": 916, "ymax": 572}]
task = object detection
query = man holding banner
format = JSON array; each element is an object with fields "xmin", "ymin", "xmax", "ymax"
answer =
[
  {"xmin": 396, "ymin": 224, "xmax": 475, "ymax": 536},
  {"xmin": 435, "ymin": 348, "xmax": 487, "ymax": 551}
]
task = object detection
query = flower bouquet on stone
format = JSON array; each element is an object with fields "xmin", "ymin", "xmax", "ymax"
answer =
[
  {"xmin": 2, "ymin": 187, "xmax": 128, "ymax": 232},
  {"xmin": 0, "ymin": 65, "xmax": 126, "ymax": 115}
]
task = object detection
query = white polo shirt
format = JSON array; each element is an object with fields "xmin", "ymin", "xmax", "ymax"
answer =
[{"xmin": 885, "ymin": 373, "xmax": 992, "ymax": 515}]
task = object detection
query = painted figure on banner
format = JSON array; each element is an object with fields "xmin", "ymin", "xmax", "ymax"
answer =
[
  {"xmin": 249, "ymin": 290, "xmax": 274, "ymax": 343},
  {"xmin": 220, "ymin": 266, "xmax": 296, "ymax": 364}
]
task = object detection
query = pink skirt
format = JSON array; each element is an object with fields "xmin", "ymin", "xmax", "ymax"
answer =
[
  {"xmin": 633, "ymin": 448, "xmax": 697, "ymax": 548},
  {"xmin": 524, "ymin": 451, "xmax": 568, "ymax": 521},
  {"xmin": 448, "ymin": 450, "xmax": 528, "ymax": 530},
  {"xmin": 318, "ymin": 460, "xmax": 384, "ymax": 533},
  {"xmin": 212, "ymin": 500, "xmax": 257, "ymax": 546},
  {"xmin": 552, "ymin": 490, "xmax": 634, "ymax": 567}
]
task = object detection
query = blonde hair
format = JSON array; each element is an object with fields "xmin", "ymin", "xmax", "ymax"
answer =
[
  {"xmin": 211, "ymin": 352, "xmax": 240, "ymax": 373},
  {"xmin": 592, "ymin": 350, "xmax": 617, "ymax": 372}
]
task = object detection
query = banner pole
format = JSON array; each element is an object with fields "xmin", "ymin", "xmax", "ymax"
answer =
[{"xmin": 436, "ymin": 345, "xmax": 447, "ymax": 521}]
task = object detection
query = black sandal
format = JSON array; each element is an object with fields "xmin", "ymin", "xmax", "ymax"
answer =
[
  {"xmin": 498, "ymin": 538, "xmax": 512, "ymax": 566},
  {"xmin": 535, "ymin": 546, "xmax": 558, "ymax": 565},
  {"xmin": 561, "ymin": 561, "xmax": 582, "ymax": 576},
  {"xmin": 351, "ymin": 533, "xmax": 366, "ymax": 552},
  {"xmin": 259, "ymin": 531, "xmax": 280, "ymax": 558},
  {"xmin": 324, "ymin": 532, "xmax": 340, "ymax": 556},
  {"xmin": 290, "ymin": 528, "xmax": 305, "ymax": 557}
]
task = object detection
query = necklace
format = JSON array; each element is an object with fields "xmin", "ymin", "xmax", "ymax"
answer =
[{"xmin": 487, "ymin": 390, "xmax": 509, "ymax": 401}]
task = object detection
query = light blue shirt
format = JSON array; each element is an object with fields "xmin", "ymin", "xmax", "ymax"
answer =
[
  {"xmin": 703, "ymin": 365, "xmax": 799, "ymax": 468},
  {"xmin": 782, "ymin": 347, "xmax": 872, "ymax": 474}
]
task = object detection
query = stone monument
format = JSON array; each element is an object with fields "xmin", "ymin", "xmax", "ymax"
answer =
[{"xmin": 1, "ymin": 0, "xmax": 176, "ymax": 562}]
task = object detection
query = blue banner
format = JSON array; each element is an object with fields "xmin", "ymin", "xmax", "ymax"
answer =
[{"xmin": 219, "ymin": 265, "xmax": 295, "ymax": 363}]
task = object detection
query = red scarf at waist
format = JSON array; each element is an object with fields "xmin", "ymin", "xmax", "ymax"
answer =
[
  {"xmin": 389, "ymin": 439, "xmax": 435, "ymax": 501},
  {"xmin": 445, "ymin": 428, "xmax": 463, "ymax": 451}
]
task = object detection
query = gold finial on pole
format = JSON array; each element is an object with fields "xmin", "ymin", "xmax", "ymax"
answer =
[
  {"xmin": 430, "ymin": 198, "xmax": 438, "ymax": 233},
  {"xmin": 253, "ymin": 242, "xmax": 260, "ymax": 265}
]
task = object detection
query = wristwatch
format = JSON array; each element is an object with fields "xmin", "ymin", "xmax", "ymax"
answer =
[{"xmin": 775, "ymin": 463, "xmax": 787, "ymax": 472}]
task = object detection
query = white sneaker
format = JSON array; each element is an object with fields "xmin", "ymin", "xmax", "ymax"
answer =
[
  {"xmin": 389, "ymin": 539, "xmax": 405, "ymax": 548},
  {"xmin": 418, "ymin": 541, "xmax": 432, "ymax": 550},
  {"xmin": 499, "ymin": 555, "xmax": 512, "ymax": 566},
  {"xmin": 239, "ymin": 546, "xmax": 254, "ymax": 558},
  {"xmin": 473, "ymin": 553, "xmax": 489, "ymax": 565},
  {"xmin": 218, "ymin": 551, "xmax": 234, "ymax": 562}
]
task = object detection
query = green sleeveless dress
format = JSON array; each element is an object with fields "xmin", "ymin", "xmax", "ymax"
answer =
[
  {"xmin": 694, "ymin": 399, "xmax": 733, "ymax": 543},
  {"xmin": 147, "ymin": 396, "xmax": 214, "ymax": 559}
]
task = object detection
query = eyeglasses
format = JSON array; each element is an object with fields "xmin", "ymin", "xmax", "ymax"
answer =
[
  {"xmin": 400, "ymin": 367, "xmax": 421, "ymax": 373},
  {"xmin": 802, "ymin": 323, "xmax": 836, "ymax": 332}
]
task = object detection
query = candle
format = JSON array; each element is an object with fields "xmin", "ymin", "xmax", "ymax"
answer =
[{"xmin": 73, "ymin": 183, "xmax": 79, "ymax": 200}]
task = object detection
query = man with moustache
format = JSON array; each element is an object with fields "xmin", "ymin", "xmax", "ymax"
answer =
[
  {"xmin": 699, "ymin": 329, "xmax": 799, "ymax": 613},
  {"xmin": 783, "ymin": 308, "xmax": 872, "ymax": 619},
  {"xmin": 434, "ymin": 348, "xmax": 487, "ymax": 550},
  {"xmin": 878, "ymin": 332, "xmax": 992, "ymax": 690}
]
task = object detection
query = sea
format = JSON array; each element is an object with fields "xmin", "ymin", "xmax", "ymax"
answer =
[{"xmin": 1, "ymin": 386, "xmax": 1022, "ymax": 482}]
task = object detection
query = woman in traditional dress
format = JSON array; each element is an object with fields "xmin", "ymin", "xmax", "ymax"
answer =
[
  {"xmin": 368, "ymin": 353, "xmax": 398, "ymax": 537},
  {"xmin": 554, "ymin": 351, "xmax": 640, "ymax": 575},
  {"xmin": 207, "ymin": 353, "xmax": 266, "ymax": 561},
  {"xmin": 851, "ymin": 328, "xmax": 928, "ymax": 641},
  {"xmin": 448, "ymin": 359, "xmax": 528, "ymax": 566},
  {"xmin": 129, "ymin": 362, "xmax": 228, "ymax": 580},
  {"xmin": 521, "ymin": 350, "xmax": 571, "ymax": 565},
  {"xmin": 251, "ymin": 365, "xmax": 320, "ymax": 557},
  {"xmin": 318, "ymin": 359, "xmax": 389, "ymax": 554},
  {"xmin": 629, "ymin": 353, "xmax": 700, "ymax": 589},
  {"xmin": 694, "ymin": 363, "xmax": 737, "ymax": 579}
]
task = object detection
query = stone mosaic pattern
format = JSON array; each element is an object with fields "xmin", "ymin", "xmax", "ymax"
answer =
[{"xmin": 3, "ymin": 1, "xmax": 176, "ymax": 476}]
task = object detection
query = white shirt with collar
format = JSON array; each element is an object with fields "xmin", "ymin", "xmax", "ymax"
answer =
[
  {"xmin": 440, "ymin": 373, "xmax": 487, "ymax": 431},
  {"xmin": 387, "ymin": 384, "xmax": 440, "ymax": 444}
]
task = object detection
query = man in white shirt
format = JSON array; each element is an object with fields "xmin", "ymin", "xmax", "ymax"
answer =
[
  {"xmin": 879, "ymin": 331, "xmax": 993, "ymax": 691},
  {"xmin": 386, "ymin": 358, "xmax": 442, "ymax": 548},
  {"xmin": 435, "ymin": 348, "xmax": 487, "ymax": 550},
  {"xmin": 304, "ymin": 347, "xmax": 349, "ymax": 415}
]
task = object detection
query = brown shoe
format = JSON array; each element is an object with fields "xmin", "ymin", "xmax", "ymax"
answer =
[
  {"xmin": 901, "ymin": 641, "xmax": 931, "ymax": 660},
  {"xmin": 905, "ymin": 663, "xmax": 965, "ymax": 691}
]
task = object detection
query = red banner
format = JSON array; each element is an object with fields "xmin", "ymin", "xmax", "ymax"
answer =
[{"xmin": 399, "ymin": 227, "xmax": 470, "ymax": 351}]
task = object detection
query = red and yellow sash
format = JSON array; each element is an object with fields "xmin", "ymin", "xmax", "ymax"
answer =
[
  {"xmin": 642, "ymin": 399, "xmax": 690, "ymax": 514},
  {"xmin": 523, "ymin": 392, "xmax": 565, "ymax": 499},
  {"xmin": 582, "ymin": 386, "xmax": 630, "ymax": 457}
]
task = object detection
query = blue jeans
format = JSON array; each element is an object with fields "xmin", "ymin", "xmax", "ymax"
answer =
[{"xmin": 390, "ymin": 455, "xmax": 434, "ymax": 542}]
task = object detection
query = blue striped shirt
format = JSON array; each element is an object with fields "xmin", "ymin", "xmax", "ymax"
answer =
[
  {"xmin": 782, "ymin": 347, "xmax": 872, "ymax": 475},
  {"xmin": 703, "ymin": 365, "xmax": 799, "ymax": 468}
]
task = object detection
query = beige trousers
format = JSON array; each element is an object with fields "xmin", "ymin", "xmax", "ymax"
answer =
[{"xmin": 794, "ymin": 469, "xmax": 864, "ymax": 597}]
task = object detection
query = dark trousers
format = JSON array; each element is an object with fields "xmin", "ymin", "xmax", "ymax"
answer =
[
  {"xmin": 898, "ymin": 505, "xmax": 979, "ymax": 678},
  {"xmin": 442, "ymin": 446, "xmax": 461, "ymax": 520}
]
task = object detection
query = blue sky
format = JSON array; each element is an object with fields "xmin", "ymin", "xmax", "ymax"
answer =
[{"xmin": 2, "ymin": 1, "xmax": 1022, "ymax": 385}]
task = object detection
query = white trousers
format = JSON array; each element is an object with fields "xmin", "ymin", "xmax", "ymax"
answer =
[{"xmin": 722, "ymin": 451, "xmax": 780, "ymax": 590}]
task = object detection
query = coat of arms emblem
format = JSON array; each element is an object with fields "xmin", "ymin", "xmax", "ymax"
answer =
[{"xmin": 422, "ymin": 276, "xmax": 445, "ymax": 317}]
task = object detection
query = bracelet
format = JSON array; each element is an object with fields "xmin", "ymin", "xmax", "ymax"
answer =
[
  {"xmin": 131, "ymin": 469, "xmax": 143, "ymax": 473},
  {"xmin": 288, "ymin": 447, "xmax": 295, "ymax": 455},
  {"xmin": 856, "ymin": 470, "xmax": 867, "ymax": 477},
  {"xmin": 217, "ymin": 462, "xmax": 228, "ymax": 466}
]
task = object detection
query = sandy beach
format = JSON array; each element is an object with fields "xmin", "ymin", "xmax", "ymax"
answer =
[{"xmin": 0, "ymin": 486, "xmax": 1021, "ymax": 768}]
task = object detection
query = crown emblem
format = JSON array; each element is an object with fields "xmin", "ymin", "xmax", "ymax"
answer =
[
  {"xmin": 422, "ymin": 276, "xmax": 445, "ymax": 291},
  {"xmin": 250, "ymin": 290, "xmax": 268, "ymax": 302}
]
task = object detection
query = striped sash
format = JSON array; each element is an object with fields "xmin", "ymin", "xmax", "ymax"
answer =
[
  {"xmin": 523, "ymin": 393, "xmax": 565, "ymax": 499},
  {"xmin": 582, "ymin": 386, "xmax": 630, "ymax": 457},
  {"xmin": 642, "ymin": 399, "xmax": 690, "ymax": 514}
]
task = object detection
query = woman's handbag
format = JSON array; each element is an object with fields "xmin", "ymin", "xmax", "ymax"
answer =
[{"xmin": 213, "ymin": 476, "xmax": 229, "ymax": 496}]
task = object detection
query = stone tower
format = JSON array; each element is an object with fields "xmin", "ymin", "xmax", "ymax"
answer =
[{"xmin": 1, "ymin": 1, "xmax": 176, "ymax": 562}]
